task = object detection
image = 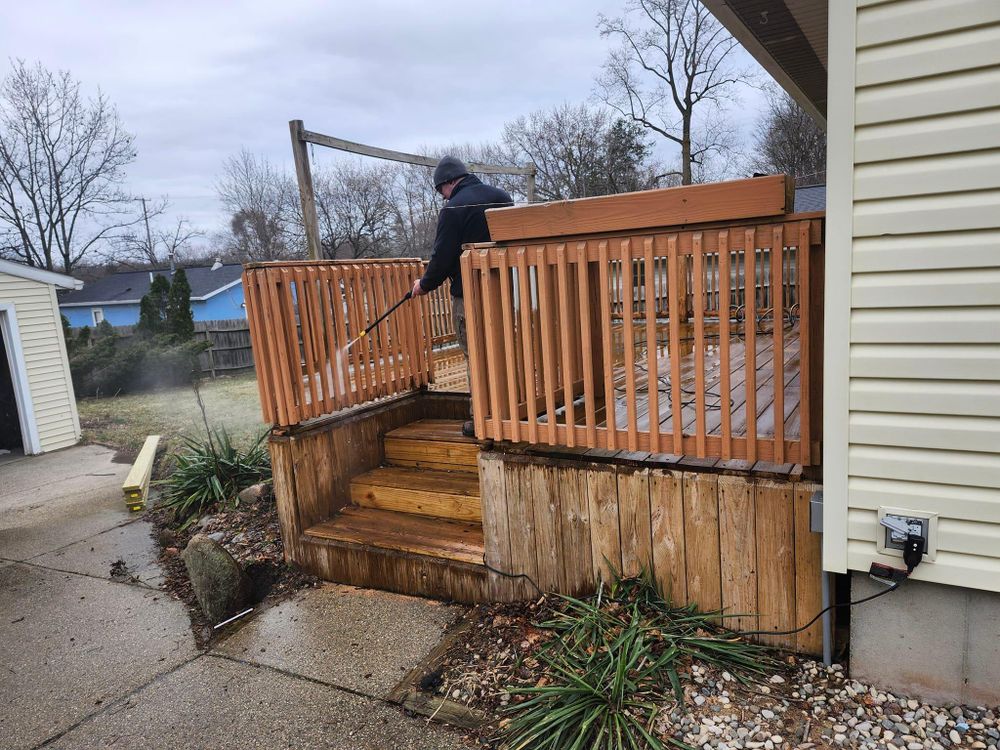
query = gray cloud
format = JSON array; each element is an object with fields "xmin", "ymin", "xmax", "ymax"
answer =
[{"xmin": 1, "ymin": 0, "xmax": 768, "ymax": 247}]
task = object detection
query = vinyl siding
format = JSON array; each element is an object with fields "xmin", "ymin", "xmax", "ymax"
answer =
[
  {"xmin": 827, "ymin": 0, "xmax": 1000, "ymax": 592},
  {"xmin": 0, "ymin": 272, "xmax": 80, "ymax": 453}
]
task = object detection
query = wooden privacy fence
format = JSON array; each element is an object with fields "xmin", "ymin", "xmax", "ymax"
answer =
[
  {"xmin": 461, "ymin": 214, "xmax": 824, "ymax": 466},
  {"xmin": 244, "ymin": 259, "xmax": 440, "ymax": 427}
]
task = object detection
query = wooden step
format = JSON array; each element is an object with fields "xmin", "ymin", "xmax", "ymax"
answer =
[
  {"xmin": 384, "ymin": 419, "xmax": 478, "ymax": 473},
  {"xmin": 304, "ymin": 507, "xmax": 484, "ymax": 566},
  {"xmin": 350, "ymin": 466, "xmax": 481, "ymax": 522}
]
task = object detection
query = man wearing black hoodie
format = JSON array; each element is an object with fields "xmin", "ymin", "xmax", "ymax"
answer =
[{"xmin": 411, "ymin": 156, "xmax": 513, "ymax": 437}]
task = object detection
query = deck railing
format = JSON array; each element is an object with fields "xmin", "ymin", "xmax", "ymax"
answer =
[
  {"xmin": 244, "ymin": 259, "xmax": 441, "ymax": 427},
  {"xmin": 461, "ymin": 214, "xmax": 824, "ymax": 465}
]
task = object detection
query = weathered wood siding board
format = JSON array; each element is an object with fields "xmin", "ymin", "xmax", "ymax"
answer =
[{"xmin": 480, "ymin": 451, "xmax": 824, "ymax": 654}]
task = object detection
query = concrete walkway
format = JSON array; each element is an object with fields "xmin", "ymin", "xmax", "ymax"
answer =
[{"xmin": 0, "ymin": 444, "xmax": 475, "ymax": 749}]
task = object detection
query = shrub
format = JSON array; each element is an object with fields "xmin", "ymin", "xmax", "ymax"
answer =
[
  {"xmin": 159, "ymin": 428, "xmax": 271, "ymax": 526},
  {"xmin": 499, "ymin": 574, "xmax": 775, "ymax": 750}
]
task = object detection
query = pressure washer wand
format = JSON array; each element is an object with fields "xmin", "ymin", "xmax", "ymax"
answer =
[{"xmin": 344, "ymin": 291, "xmax": 412, "ymax": 351}]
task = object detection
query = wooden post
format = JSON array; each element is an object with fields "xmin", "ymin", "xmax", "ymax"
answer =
[
  {"xmin": 525, "ymin": 168, "xmax": 537, "ymax": 203},
  {"xmin": 289, "ymin": 120, "xmax": 323, "ymax": 260}
]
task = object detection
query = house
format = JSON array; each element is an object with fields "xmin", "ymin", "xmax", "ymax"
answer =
[
  {"xmin": 58, "ymin": 263, "xmax": 245, "ymax": 328},
  {"xmin": 703, "ymin": 0, "xmax": 1000, "ymax": 704},
  {"xmin": 0, "ymin": 259, "xmax": 82, "ymax": 455}
]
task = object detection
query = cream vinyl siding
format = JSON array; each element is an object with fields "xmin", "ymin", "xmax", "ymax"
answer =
[
  {"xmin": 826, "ymin": 0, "xmax": 1000, "ymax": 592},
  {"xmin": 0, "ymin": 272, "xmax": 80, "ymax": 452}
]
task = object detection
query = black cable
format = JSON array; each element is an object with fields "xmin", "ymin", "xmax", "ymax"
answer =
[
  {"xmin": 733, "ymin": 579, "xmax": 903, "ymax": 638},
  {"xmin": 481, "ymin": 555, "xmax": 544, "ymax": 597}
]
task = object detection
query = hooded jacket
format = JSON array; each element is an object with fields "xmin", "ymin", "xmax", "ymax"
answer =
[{"xmin": 419, "ymin": 175, "xmax": 513, "ymax": 298}]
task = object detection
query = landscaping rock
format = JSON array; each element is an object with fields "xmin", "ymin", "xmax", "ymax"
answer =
[
  {"xmin": 237, "ymin": 483, "xmax": 271, "ymax": 504},
  {"xmin": 181, "ymin": 534, "xmax": 250, "ymax": 624}
]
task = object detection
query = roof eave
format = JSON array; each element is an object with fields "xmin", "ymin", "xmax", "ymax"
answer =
[
  {"xmin": 0, "ymin": 258, "xmax": 83, "ymax": 290},
  {"xmin": 701, "ymin": 0, "xmax": 827, "ymax": 128}
]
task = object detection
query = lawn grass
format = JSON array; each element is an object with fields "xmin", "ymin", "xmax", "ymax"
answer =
[{"xmin": 77, "ymin": 372, "xmax": 268, "ymax": 462}]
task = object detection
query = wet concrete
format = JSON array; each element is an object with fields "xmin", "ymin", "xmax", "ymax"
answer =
[
  {"xmin": 0, "ymin": 443, "xmax": 132, "ymax": 561},
  {"xmin": 45, "ymin": 656, "xmax": 473, "ymax": 750},
  {"xmin": 213, "ymin": 582, "xmax": 461, "ymax": 698},
  {"xmin": 0, "ymin": 444, "xmax": 474, "ymax": 749}
]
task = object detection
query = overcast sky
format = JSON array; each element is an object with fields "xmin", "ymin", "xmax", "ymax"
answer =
[{"xmin": 1, "ymin": 0, "xmax": 770, "ymax": 249}]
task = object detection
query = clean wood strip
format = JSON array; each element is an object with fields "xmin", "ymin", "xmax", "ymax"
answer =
[
  {"xmin": 620, "ymin": 239, "xmax": 638, "ymax": 451},
  {"xmin": 692, "ymin": 233, "xmax": 706, "ymax": 456},
  {"xmin": 384, "ymin": 265, "xmax": 406, "ymax": 390},
  {"xmin": 598, "ymin": 241, "xmax": 617, "ymax": 449},
  {"xmin": 479, "ymin": 456, "xmax": 513, "ymax": 599},
  {"xmin": 497, "ymin": 251, "xmax": 521, "ymax": 443},
  {"xmin": 536, "ymin": 246, "xmax": 559, "ymax": 445},
  {"xmin": 771, "ymin": 226, "xmax": 785, "ymax": 464},
  {"xmin": 505, "ymin": 461, "xmax": 540, "ymax": 599},
  {"xmin": 310, "ymin": 266, "xmax": 336, "ymax": 412},
  {"xmin": 294, "ymin": 268, "xmax": 322, "ymax": 411},
  {"xmin": 462, "ymin": 252, "xmax": 489, "ymax": 438},
  {"xmin": 329, "ymin": 266, "xmax": 356, "ymax": 404},
  {"xmin": 315, "ymin": 268, "xmax": 343, "ymax": 410},
  {"xmin": 244, "ymin": 271, "xmax": 279, "ymax": 424},
  {"xmin": 755, "ymin": 479, "xmax": 796, "ymax": 648},
  {"xmin": 644, "ymin": 237, "xmax": 661, "ymax": 453},
  {"xmin": 556, "ymin": 244, "xmax": 576, "ymax": 445},
  {"xmin": 516, "ymin": 248, "xmax": 539, "ymax": 444},
  {"xmin": 682, "ymin": 472, "xmax": 722, "ymax": 613},
  {"xmin": 667, "ymin": 235, "xmax": 683, "ymax": 454},
  {"xmin": 586, "ymin": 467, "xmax": 621, "ymax": 582},
  {"xmin": 617, "ymin": 468, "xmax": 652, "ymax": 577},
  {"xmin": 718, "ymin": 475, "xmax": 758, "ymax": 632},
  {"xmin": 351, "ymin": 474, "xmax": 482, "ymax": 523},
  {"xmin": 345, "ymin": 267, "xmax": 370, "ymax": 401},
  {"xmin": 391, "ymin": 264, "xmax": 414, "ymax": 387},
  {"xmin": 576, "ymin": 242, "xmax": 597, "ymax": 445},
  {"xmin": 383, "ymin": 439, "xmax": 478, "ymax": 473},
  {"xmin": 718, "ymin": 230, "xmax": 732, "ymax": 459},
  {"xmin": 531, "ymin": 464, "xmax": 564, "ymax": 592},
  {"xmin": 274, "ymin": 268, "xmax": 306, "ymax": 422},
  {"xmin": 744, "ymin": 231, "xmax": 758, "ymax": 463},
  {"xmin": 649, "ymin": 469, "xmax": 687, "ymax": 603},
  {"xmin": 484, "ymin": 175, "xmax": 792, "ymax": 241},
  {"xmin": 481, "ymin": 264, "xmax": 506, "ymax": 439},
  {"xmin": 558, "ymin": 468, "xmax": 594, "ymax": 596},
  {"xmin": 797, "ymin": 222, "xmax": 812, "ymax": 465},
  {"xmin": 793, "ymin": 481, "xmax": 823, "ymax": 655},
  {"xmin": 262, "ymin": 268, "xmax": 297, "ymax": 422}
]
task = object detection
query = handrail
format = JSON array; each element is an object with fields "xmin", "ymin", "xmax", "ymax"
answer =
[
  {"xmin": 460, "ymin": 213, "xmax": 824, "ymax": 465},
  {"xmin": 244, "ymin": 259, "xmax": 440, "ymax": 427}
]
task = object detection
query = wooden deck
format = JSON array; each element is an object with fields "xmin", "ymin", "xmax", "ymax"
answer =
[{"xmin": 429, "ymin": 319, "xmax": 807, "ymax": 477}]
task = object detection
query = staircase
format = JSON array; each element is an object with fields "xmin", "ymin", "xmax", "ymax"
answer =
[{"xmin": 302, "ymin": 420, "xmax": 487, "ymax": 594}]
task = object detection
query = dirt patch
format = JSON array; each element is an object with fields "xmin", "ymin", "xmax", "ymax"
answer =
[{"xmin": 149, "ymin": 491, "xmax": 319, "ymax": 648}]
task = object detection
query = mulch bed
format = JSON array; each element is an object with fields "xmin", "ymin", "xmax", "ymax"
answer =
[{"xmin": 148, "ymin": 489, "xmax": 319, "ymax": 647}]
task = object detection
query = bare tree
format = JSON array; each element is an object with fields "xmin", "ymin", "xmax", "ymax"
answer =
[
  {"xmin": 216, "ymin": 149, "xmax": 302, "ymax": 261},
  {"xmin": 313, "ymin": 160, "xmax": 398, "ymax": 259},
  {"xmin": 595, "ymin": 0, "xmax": 755, "ymax": 184},
  {"xmin": 502, "ymin": 103, "xmax": 658, "ymax": 200},
  {"xmin": 0, "ymin": 60, "xmax": 142, "ymax": 272},
  {"xmin": 111, "ymin": 197, "xmax": 204, "ymax": 267},
  {"xmin": 748, "ymin": 87, "xmax": 826, "ymax": 186}
]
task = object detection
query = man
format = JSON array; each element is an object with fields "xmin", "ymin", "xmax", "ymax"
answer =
[{"xmin": 411, "ymin": 155, "xmax": 513, "ymax": 437}]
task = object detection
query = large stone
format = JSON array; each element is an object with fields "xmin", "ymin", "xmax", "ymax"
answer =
[
  {"xmin": 237, "ymin": 482, "xmax": 271, "ymax": 504},
  {"xmin": 182, "ymin": 534, "xmax": 250, "ymax": 624}
]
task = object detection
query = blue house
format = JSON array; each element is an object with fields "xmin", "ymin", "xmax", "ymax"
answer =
[{"xmin": 59, "ymin": 264, "xmax": 246, "ymax": 328}]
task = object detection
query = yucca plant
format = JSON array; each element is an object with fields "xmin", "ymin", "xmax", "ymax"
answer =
[
  {"xmin": 499, "ymin": 573, "xmax": 776, "ymax": 750},
  {"xmin": 159, "ymin": 428, "xmax": 271, "ymax": 527}
]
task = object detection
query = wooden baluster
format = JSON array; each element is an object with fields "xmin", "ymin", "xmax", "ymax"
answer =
[
  {"xmin": 620, "ymin": 239, "xmax": 638, "ymax": 451},
  {"xmin": 797, "ymin": 221, "xmax": 812, "ymax": 465},
  {"xmin": 576, "ymin": 241, "xmax": 597, "ymax": 447},
  {"xmin": 693, "ymin": 233, "xmax": 706, "ymax": 457},
  {"xmin": 367, "ymin": 264, "xmax": 390, "ymax": 396},
  {"xmin": 274, "ymin": 268, "xmax": 305, "ymax": 424},
  {"xmin": 772, "ymin": 225, "xmax": 785, "ymax": 464},
  {"xmin": 667, "ymin": 235, "xmax": 683, "ymax": 455},
  {"xmin": 329, "ymin": 266, "xmax": 355, "ymax": 404},
  {"xmin": 645, "ymin": 238, "xmax": 662, "ymax": 454},
  {"xmin": 556, "ymin": 244, "xmax": 576, "ymax": 446},
  {"xmin": 536, "ymin": 246, "xmax": 559, "ymax": 445},
  {"xmin": 305, "ymin": 267, "xmax": 332, "ymax": 414},
  {"xmin": 719, "ymin": 230, "xmax": 732, "ymax": 460},
  {"xmin": 461, "ymin": 251, "xmax": 488, "ymax": 438},
  {"xmin": 744, "ymin": 229, "xmax": 758, "ymax": 463},
  {"xmin": 498, "ymin": 251, "xmax": 520, "ymax": 443},
  {"xmin": 480, "ymin": 257, "xmax": 507, "ymax": 441},
  {"xmin": 598, "ymin": 240, "xmax": 617, "ymax": 449},
  {"xmin": 245, "ymin": 270, "xmax": 280, "ymax": 425},
  {"xmin": 376, "ymin": 266, "xmax": 400, "ymax": 393},
  {"xmin": 346, "ymin": 266, "xmax": 370, "ymax": 402},
  {"xmin": 516, "ymin": 248, "xmax": 538, "ymax": 444},
  {"xmin": 319, "ymin": 267, "xmax": 345, "ymax": 409},
  {"xmin": 388, "ymin": 265, "xmax": 410, "ymax": 388}
]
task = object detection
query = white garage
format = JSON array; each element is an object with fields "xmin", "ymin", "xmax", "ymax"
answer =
[{"xmin": 0, "ymin": 259, "xmax": 82, "ymax": 456}]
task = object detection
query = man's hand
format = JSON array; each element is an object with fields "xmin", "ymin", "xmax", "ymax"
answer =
[{"xmin": 411, "ymin": 278, "xmax": 428, "ymax": 297}]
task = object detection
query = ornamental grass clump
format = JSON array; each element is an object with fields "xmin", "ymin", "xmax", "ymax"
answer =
[
  {"xmin": 499, "ymin": 573, "xmax": 776, "ymax": 750},
  {"xmin": 159, "ymin": 428, "xmax": 271, "ymax": 527}
]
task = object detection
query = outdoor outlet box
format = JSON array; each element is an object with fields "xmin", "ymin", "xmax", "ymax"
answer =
[{"xmin": 877, "ymin": 507, "xmax": 938, "ymax": 563}]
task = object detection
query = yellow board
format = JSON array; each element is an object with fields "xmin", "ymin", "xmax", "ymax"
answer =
[{"xmin": 122, "ymin": 435, "xmax": 160, "ymax": 511}]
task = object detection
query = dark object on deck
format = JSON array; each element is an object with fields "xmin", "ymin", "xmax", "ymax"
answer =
[{"xmin": 182, "ymin": 534, "xmax": 251, "ymax": 624}]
